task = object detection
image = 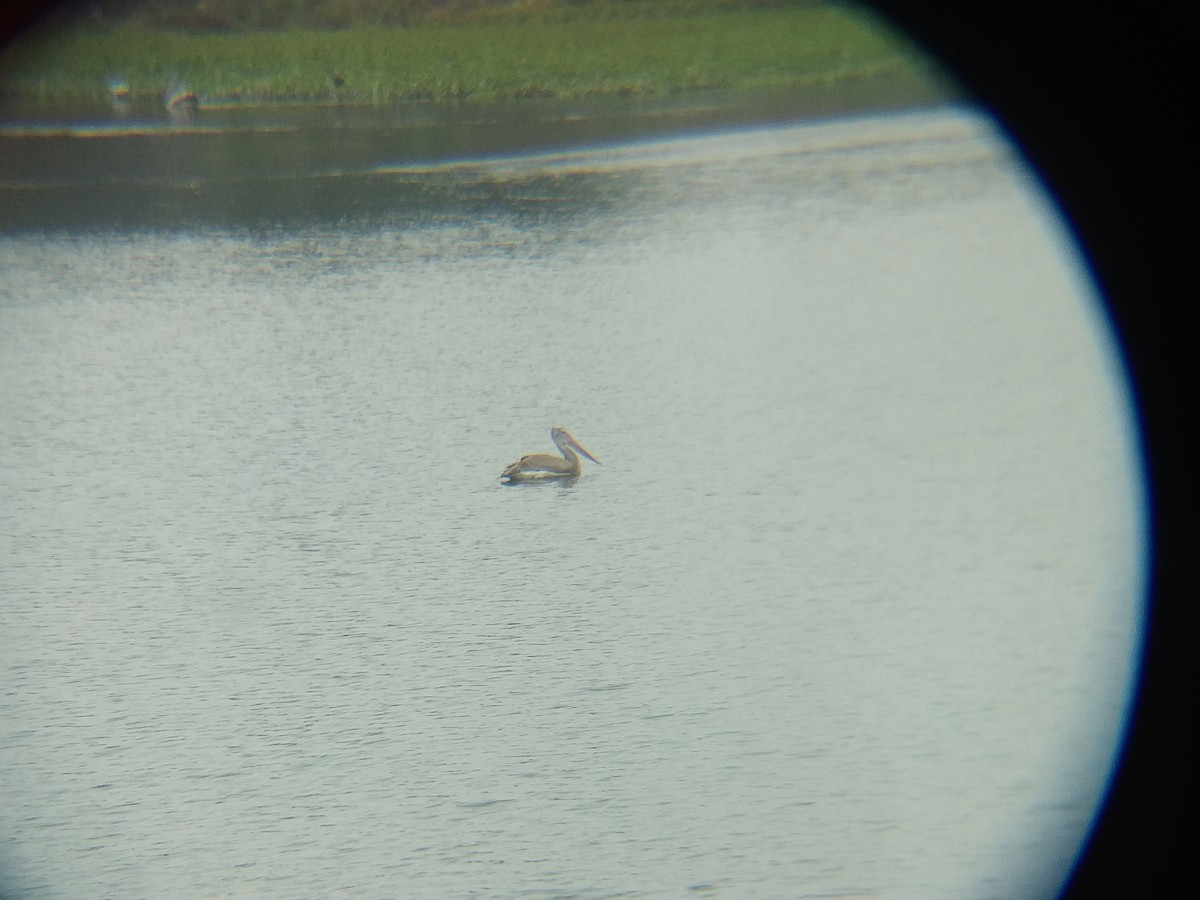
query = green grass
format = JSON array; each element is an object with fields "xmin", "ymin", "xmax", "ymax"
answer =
[{"xmin": 1, "ymin": 3, "xmax": 944, "ymax": 108}]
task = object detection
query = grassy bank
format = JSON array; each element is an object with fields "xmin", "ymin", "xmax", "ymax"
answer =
[{"xmin": 1, "ymin": 2, "xmax": 946, "ymax": 108}]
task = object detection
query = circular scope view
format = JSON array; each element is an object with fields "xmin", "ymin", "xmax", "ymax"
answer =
[{"xmin": 1, "ymin": 3, "xmax": 1144, "ymax": 898}]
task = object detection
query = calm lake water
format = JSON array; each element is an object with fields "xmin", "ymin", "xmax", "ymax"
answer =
[{"xmin": 0, "ymin": 106, "xmax": 1144, "ymax": 898}]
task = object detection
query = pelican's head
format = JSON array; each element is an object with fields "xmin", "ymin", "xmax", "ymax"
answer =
[{"xmin": 551, "ymin": 425, "xmax": 601, "ymax": 465}]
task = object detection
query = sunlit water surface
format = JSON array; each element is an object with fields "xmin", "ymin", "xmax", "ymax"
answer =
[{"xmin": 0, "ymin": 108, "xmax": 1143, "ymax": 898}]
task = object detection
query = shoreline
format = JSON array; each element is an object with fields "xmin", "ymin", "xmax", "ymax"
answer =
[{"xmin": 1, "ymin": 70, "xmax": 956, "ymax": 132}]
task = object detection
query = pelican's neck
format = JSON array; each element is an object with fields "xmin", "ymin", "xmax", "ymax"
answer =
[{"xmin": 552, "ymin": 431, "xmax": 578, "ymax": 463}]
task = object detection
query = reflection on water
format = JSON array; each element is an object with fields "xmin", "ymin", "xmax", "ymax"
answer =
[
  {"xmin": 0, "ymin": 90, "xmax": 950, "ymax": 230},
  {"xmin": 0, "ymin": 108, "xmax": 1143, "ymax": 898}
]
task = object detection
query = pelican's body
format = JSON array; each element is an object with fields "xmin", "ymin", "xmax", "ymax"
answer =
[{"xmin": 501, "ymin": 426, "xmax": 601, "ymax": 482}]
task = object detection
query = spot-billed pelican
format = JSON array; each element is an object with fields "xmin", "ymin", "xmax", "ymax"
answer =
[{"xmin": 501, "ymin": 426, "xmax": 601, "ymax": 482}]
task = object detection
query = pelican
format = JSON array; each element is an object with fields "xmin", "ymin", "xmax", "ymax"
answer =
[{"xmin": 501, "ymin": 426, "xmax": 601, "ymax": 482}]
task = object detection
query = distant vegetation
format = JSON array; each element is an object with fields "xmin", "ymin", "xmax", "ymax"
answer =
[
  {"xmin": 2, "ymin": 0, "xmax": 947, "ymax": 108},
  {"xmin": 43, "ymin": 1, "xmax": 829, "ymax": 31}
]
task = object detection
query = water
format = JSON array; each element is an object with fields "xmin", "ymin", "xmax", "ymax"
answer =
[
  {"xmin": 0, "ymin": 108, "xmax": 1144, "ymax": 898},
  {"xmin": 0, "ymin": 90, "xmax": 943, "ymax": 232}
]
